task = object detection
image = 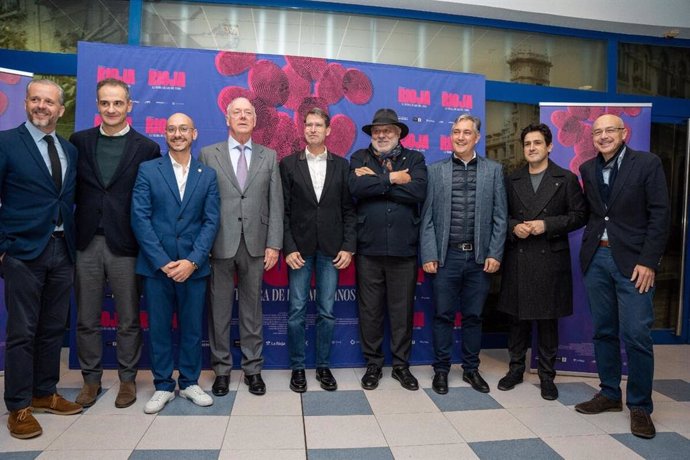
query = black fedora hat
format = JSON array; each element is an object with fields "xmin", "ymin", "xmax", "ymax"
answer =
[{"xmin": 361, "ymin": 108, "xmax": 409, "ymax": 139}]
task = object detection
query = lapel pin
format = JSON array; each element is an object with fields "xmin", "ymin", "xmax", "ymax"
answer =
[{"xmin": 198, "ymin": 168, "xmax": 202, "ymax": 172}]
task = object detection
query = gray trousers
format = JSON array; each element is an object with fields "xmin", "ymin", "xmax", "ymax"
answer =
[
  {"xmin": 208, "ymin": 236, "xmax": 264, "ymax": 376},
  {"xmin": 76, "ymin": 236, "xmax": 141, "ymax": 383}
]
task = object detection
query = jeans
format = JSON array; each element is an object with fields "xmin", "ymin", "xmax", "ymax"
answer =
[
  {"xmin": 584, "ymin": 247, "xmax": 655, "ymax": 413},
  {"xmin": 287, "ymin": 251, "xmax": 338, "ymax": 369},
  {"xmin": 432, "ymin": 248, "xmax": 490, "ymax": 373}
]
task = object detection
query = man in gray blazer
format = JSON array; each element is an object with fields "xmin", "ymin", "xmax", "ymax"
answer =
[
  {"xmin": 199, "ymin": 97, "xmax": 283, "ymax": 396},
  {"xmin": 420, "ymin": 114, "xmax": 507, "ymax": 395}
]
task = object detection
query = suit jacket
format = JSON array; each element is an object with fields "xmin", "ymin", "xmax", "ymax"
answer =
[
  {"xmin": 579, "ymin": 146, "xmax": 670, "ymax": 277},
  {"xmin": 348, "ymin": 146, "xmax": 427, "ymax": 257},
  {"xmin": 420, "ymin": 155, "xmax": 507, "ymax": 267},
  {"xmin": 498, "ymin": 160, "xmax": 586, "ymax": 320},
  {"xmin": 280, "ymin": 150, "xmax": 356, "ymax": 257},
  {"xmin": 0, "ymin": 123, "xmax": 78, "ymax": 261},
  {"xmin": 70, "ymin": 126, "xmax": 161, "ymax": 256},
  {"xmin": 199, "ymin": 141, "xmax": 283, "ymax": 258},
  {"xmin": 131, "ymin": 154, "xmax": 220, "ymax": 279}
]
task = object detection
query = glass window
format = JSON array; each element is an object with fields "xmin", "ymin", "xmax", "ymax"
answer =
[
  {"xmin": 1, "ymin": 1, "xmax": 129, "ymax": 53},
  {"xmin": 485, "ymin": 101, "xmax": 539, "ymax": 174},
  {"xmin": 650, "ymin": 121, "xmax": 687, "ymax": 330},
  {"xmin": 618, "ymin": 43, "xmax": 690, "ymax": 99},
  {"xmin": 141, "ymin": 2, "xmax": 606, "ymax": 90}
]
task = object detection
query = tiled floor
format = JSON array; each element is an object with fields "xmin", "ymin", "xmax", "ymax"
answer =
[{"xmin": 1, "ymin": 345, "xmax": 689, "ymax": 459}]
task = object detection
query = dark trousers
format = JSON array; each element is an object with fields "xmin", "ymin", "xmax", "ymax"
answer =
[
  {"xmin": 432, "ymin": 248, "xmax": 490, "ymax": 373},
  {"xmin": 144, "ymin": 275, "xmax": 207, "ymax": 392},
  {"xmin": 356, "ymin": 255, "xmax": 417, "ymax": 368},
  {"xmin": 507, "ymin": 316, "xmax": 558, "ymax": 380},
  {"xmin": 3, "ymin": 237, "xmax": 74, "ymax": 411}
]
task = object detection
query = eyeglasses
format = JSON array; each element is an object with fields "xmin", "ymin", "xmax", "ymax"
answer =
[
  {"xmin": 228, "ymin": 109, "xmax": 255, "ymax": 119},
  {"xmin": 592, "ymin": 127, "xmax": 625, "ymax": 137},
  {"xmin": 166, "ymin": 125, "xmax": 193, "ymax": 134}
]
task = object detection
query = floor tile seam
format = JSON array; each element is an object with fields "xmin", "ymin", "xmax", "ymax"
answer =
[
  {"xmin": 132, "ymin": 412, "xmax": 159, "ymax": 451},
  {"xmin": 443, "ymin": 406, "xmax": 541, "ymax": 441},
  {"xmin": 298, "ymin": 392, "xmax": 308, "ymax": 452},
  {"xmin": 40, "ymin": 412, "xmax": 82, "ymax": 451},
  {"xmin": 503, "ymin": 404, "xmax": 606, "ymax": 437}
]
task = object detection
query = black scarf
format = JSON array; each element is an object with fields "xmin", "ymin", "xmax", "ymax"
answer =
[
  {"xmin": 370, "ymin": 143, "xmax": 403, "ymax": 171},
  {"xmin": 595, "ymin": 143, "xmax": 625, "ymax": 206}
]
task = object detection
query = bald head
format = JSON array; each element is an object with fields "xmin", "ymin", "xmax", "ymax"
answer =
[
  {"xmin": 165, "ymin": 112, "xmax": 197, "ymax": 156},
  {"xmin": 592, "ymin": 114, "xmax": 627, "ymax": 160}
]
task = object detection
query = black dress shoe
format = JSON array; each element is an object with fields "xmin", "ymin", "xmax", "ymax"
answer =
[
  {"xmin": 432, "ymin": 372, "xmax": 449, "ymax": 395},
  {"xmin": 316, "ymin": 367, "xmax": 338, "ymax": 391},
  {"xmin": 540, "ymin": 379, "xmax": 558, "ymax": 401},
  {"xmin": 212, "ymin": 375, "xmax": 230, "ymax": 396},
  {"xmin": 391, "ymin": 366, "xmax": 419, "ymax": 391},
  {"xmin": 463, "ymin": 370, "xmax": 490, "ymax": 393},
  {"xmin": 289, "ymin": 369, "xmax": 307, "ymax": 393},
  {"xmin": 244, "ymin": 373, "xmax": 266, "ymax": 396},
  {"xmin": 361, "ymin": 364, "xmax": 382, "ymax": 390},
  {"xmin": 497, "ymin": 371, "xmax": 523, "ymax": 391}
]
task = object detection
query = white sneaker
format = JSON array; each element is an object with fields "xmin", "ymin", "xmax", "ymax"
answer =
[
  {"xmin": 144, "ymin": 391, "xmax": 175, "ymax": 414},
  {"xmin": 179, "ymin": 385, "xmax": 213, "ymax": 407}
]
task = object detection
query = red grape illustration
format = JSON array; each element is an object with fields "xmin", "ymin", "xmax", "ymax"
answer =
[
  {"xmin": 285, "ymin": 56, "xmax": 328, "ymax": 81},
  {"xmin": 325, "ymin": 114, "xmax": 356, "ymax": 157},
  {"xmin": 315, "ymin": 63, "xmax": 346, "ymax": 105},
  {"xmin": 252, "ymin": 97, "xmax": 279, "ymax": 131},
  {"xmin": 282, "ymin": 64, "xmax": 311, "ymax": 112},
  {"xmin": 215, "ymin": 51, "xmax": 256, "ymax": 76},
  {"xmin": 217, "ymin": 85, "xmax": 254, "ymax": 114},
  {"xmin": 343, "ymin": 68, "xmax": 373, "ymax": 104},
  {"xmin": 248, "ymin": 60, "xmax": 290, "ymax": 107},
  {"xmin": 0, "ymin": 91, "xmax": 8, "ymax": 116}
]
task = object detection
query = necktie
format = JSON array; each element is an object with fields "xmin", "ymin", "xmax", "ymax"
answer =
[
  {"xmin": 44, "ymin": 135, "xmax": 62, "ymax": 191},
  {"xmin": 236, "ymin": 144, "xmax": 248, "ymax": 189}
]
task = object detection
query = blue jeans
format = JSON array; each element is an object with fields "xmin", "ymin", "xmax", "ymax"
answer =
[
  {"xmin": 287, "ymin": 251, "xmax": 338, "ymax": 369},
  {"xmin": 584, "ymin": 247, "xmax": 655, "ymax": 413},
  {"xmin": 432, "ymin": 248, "xmax": 490, "ymax": 373}
]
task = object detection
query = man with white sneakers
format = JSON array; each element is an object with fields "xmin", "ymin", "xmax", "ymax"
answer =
[{"xmin": 131, "ymin": 113, "xmax": 220, "ymax": 413}]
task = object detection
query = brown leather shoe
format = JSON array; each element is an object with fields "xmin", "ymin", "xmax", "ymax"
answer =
[
  {"xmin": 575, "ymin": 393, "xmax": 622, "ymax": 414},
  {"xmin": 7, "ymin": 407, "xmax": 42, "ymax": 439},
  {"xmin": 115, "ymin": 381, "xmax": 137, "ymax": 408},
  {"xmin": 32, "ymin": 393, "xmax": 83, "ymax": 415},
  {"xmin": 630, "ymin": 408, "xmax": 656, "ymax": 439},
  {"xmin": 75, "ymin": 382, "xmax": 102, "ymax": 408}
]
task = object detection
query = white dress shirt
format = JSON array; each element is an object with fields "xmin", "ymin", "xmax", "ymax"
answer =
[{"xmin": 305, "ymin": 146, "xmax": 328, "ymax": 201}]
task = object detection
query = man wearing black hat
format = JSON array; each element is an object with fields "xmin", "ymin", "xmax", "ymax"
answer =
[{"xmin": 349, "ymin": 108, "xmax": 427, "ymax": 391}]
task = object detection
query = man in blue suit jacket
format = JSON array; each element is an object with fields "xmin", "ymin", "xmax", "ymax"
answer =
[
  {"xmin": 131, "ymin": 113, "xmax": 220, "ymax": 414},
  {"xmin": 420, "ymin": 114, "xmax": 507, "ymax": 395},
  {"xmin": 0, "ymin": 80, "xmax": 83, "ymax": 439}
]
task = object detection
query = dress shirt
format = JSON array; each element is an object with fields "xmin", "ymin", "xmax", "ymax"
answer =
[
  {"xmin": 99, "ymin": 123, "xmax": 130, "ymax": 137},
  {"xmin": 227, "ymin": 137, "xmax": 252, "ymax": 175},
  {"xmin": 170, "ymin": 154, "xmax": 191, "ymax": 200},
  {"xmin": 601, "ymin": 146, "xmax": 626, "ymax": 241},
  {"xmin": 24, "ymin": 121, "xmax": 68, "ymax": 230},
  {"xmin": 305, "ymin": 146, "xmax": 328, "ymax": 201}
]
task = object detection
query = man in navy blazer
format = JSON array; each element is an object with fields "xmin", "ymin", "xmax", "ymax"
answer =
[
  {"xmin": 574, "ymin": 114, "xmax": 670, "ymax": 439},
  {"xmin": 131, "ymin": 113, "xmax": 220, "ymax": 414},
  {"xmin": 70, "ymin": 78, "xmax": 160, "ymax": 409},
  {"xmin": 280, "ymin": 108, "xmax": 356, "ymax": 392},
  {"xmin": 1, "ymin": 79, "xmax": 82, "ymax": 439},
  {"xmin": 420, "ymin": 114, "xmax": 507, "ymax": 395}
]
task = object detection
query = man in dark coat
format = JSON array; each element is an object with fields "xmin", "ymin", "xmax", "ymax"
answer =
[
  {"xmin": 574, "ymin": 114, "xmax": 669, "ymax": 439},
  {"xmin": 349, "ymin": 108, "xmax": 427, "ymax": 391},
  {"xmin": 497, "ymin": 123, "xmax": 586, "ymax": 400}
]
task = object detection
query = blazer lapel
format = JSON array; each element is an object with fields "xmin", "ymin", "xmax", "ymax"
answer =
[
  {"xmin": 108, "ymin": 132, "xmax": 139, "ymax": 186},
  {"xmin": 442, "ymin": 157, "xmax": 453, "ymax": 226},
  {"xmin": 523, "ymin": 162, "xmax": 562, "ymax": 220},
  {"xmin": 244, "ymin": 144, "xmax": 265, "ymax": 190},
  {"xmin": 297, "ymin": 152, "xmax": 319, "ymax": 203},
  {"xmin": 584, "ymin": 159, "xmax": 606, "ymax": 213},
  {"xmin": 214, "ymin": 143, "xmax": 242, "ymax": 192},
  {"xmin": 158, "ymin": 156, "xmax": 182, "ymax": 205},
  {"xmin": 607, "ymin": 149, "xmax": 634, "ymax": 207},
  {"xmin": 85, "ymin": 129, "xmax": 106, "ymax": 188},
  {"xmin": 19, "ymin": 126, "xmax": 57, "ymax": 189},
  {"xmin": 180, "ymin": 160, "xmax": 201, "ymax": 212}
]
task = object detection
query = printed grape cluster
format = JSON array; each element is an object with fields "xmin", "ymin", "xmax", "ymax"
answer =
[
  {"xmin": 0, "ymin": 72, "xmax": 22, "ymax": 118},
  {"xmin": 550, "ymin": 106, "xmax": 640, "ymax": 174},
  {"xmin": 215, "ymin": 52, "xmax": 373, "ymax": 160}
]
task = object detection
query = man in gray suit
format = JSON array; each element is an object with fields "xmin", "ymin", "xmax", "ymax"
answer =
[
  {"xmin": 420, "ymin": 113, "xmax": 507, "ymax": 395},
  {"xmin": 199, "ymin": 97, "xmax": 283, "ymax": 396}
]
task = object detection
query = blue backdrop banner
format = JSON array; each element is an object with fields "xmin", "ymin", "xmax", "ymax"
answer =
[{"xmin": 70, "ymin": 41, "xmax": 485, "ymax": 369}]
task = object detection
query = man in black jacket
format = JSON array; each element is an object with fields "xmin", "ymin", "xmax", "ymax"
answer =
[
  {"xmin": 349, "ymin": 108, "xmax": 427, "ymax": 391},
  {"xmin": 574, "ymin": 114, "xmax": 670, "ymax": 439},
  {"xmin": 70, "ymin": 78, "xmax": 160, "ymax": 409},
  {"xmin": 280, "ymin": 108, "xmax": 356, "ymax": 392}
]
